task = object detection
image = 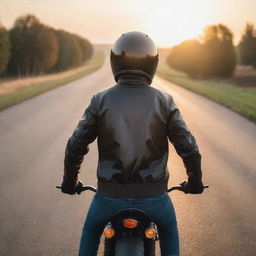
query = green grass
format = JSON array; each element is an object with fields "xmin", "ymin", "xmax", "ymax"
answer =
[
  {"xmin": 157, "ymin": 60, "xmax": 256, "ymax": 122},
  {"xmin": 0, "ymin": 50, "xmax": 105, "ymax": 111}
]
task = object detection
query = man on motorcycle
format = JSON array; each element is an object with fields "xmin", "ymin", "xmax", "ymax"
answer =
[{"xmin": 61, "ymin": 31, "xmax": 204, "ymax": 256}]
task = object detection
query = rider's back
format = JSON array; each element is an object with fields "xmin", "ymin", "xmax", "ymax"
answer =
[
  {"xmin": 63, "ymin": 31, "xmax": 201, "ymax": 200},
  {"xmin": 95, "ymin": 79, "xmax": 171, "ymax": 197}
]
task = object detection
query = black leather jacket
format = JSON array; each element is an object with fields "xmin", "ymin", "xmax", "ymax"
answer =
[{"xmin": 63, "ymin": 78, "xmax": 202, "ymax": 197}]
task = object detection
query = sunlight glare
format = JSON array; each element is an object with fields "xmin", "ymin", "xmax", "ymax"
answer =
[{"xmin": 139, "ymin": 0, "xmax": 214, "ymax": 47}]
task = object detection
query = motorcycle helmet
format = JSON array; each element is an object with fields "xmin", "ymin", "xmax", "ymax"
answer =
[{"xmin": 110, "ymin": 31, "xmax": 159, "ymax": 84}]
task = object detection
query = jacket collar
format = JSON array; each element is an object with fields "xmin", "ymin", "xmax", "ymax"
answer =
[{"xmin": 117, "ymin": 78, "xmax": 149, "ymax": 87}]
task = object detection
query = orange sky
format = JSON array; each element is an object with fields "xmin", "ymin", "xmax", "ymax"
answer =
[{"xmin": 1, "ymin": 0, "xmax": 256, "ymax": 47}]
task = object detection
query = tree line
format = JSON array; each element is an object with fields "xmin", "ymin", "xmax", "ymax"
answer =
[
  {"xmin": 239, "ymin": 23, "xmax": 256, "ymax": 67},
  {"xmin": 167, "ymin": 23, "xmax": 256, "ymax": 78},
  {"xmin": 0, "ymin": 14, "xmax": 93, "ymax": 77}
]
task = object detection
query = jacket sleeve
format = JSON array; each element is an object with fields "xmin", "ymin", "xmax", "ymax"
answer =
[
  {"xmin": 167, "ymin": 97, "xmax": 202, "ymax": 184},
  {"xmin": 63, "ymin": 95, "xmax": 98, "ymax": 185}
]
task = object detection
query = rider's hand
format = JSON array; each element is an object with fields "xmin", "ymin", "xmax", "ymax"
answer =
[
  {"xmin": 61, "ymin": 179, "xmax": 83, "ymax": 195},
  {"xmin": 180, "ymin": 180, "xmax": 204, "ymax": 194}
]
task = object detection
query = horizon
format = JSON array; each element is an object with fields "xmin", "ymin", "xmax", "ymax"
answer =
[{"xmin": 1, "ymin": 0, "xmax": 256, "ymax": 47}]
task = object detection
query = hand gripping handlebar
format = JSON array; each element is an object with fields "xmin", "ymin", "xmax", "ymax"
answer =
[{"xmin": 56, "ymin": 185, "xmax": 209, "ymax": 193}]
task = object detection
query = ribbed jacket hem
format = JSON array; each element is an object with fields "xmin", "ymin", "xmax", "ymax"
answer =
[{"xmin": 97, "ymin": 180, "xmax": 168, "ymax": 198}]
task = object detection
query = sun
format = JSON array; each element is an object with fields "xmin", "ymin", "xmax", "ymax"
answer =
[{"xmin": 137, "ymin": 0, "xmax": 214, "ymax": 47}]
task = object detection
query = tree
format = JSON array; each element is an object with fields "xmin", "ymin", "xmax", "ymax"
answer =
[
  {"xmin": 7, "ymin": 14, "xmax": 59, "ymax": 76},
  {"xmin": 0, "ymin": 23, "xmax": 11, "ymax": 75},
  {"xmin": 6, "ymin": 14, "xmax": 93, "ymax": 76},
  {"xmin": 54, "ymin": 30, "xmax": 83, "ymax": 71},
  {"xmin": 167, "ymin": 23, "xmax": 236, "ymax": 78},
  {"xmin": 77, "ymin": 36, "xmax": 93, "ymax": 61},
  {"xmin": 28, "ymin": 24, "xmax": 59, "ymax": 74},
  {"xmin": 14, "ymin": 14, "xmax": 40, "ymax": 28},
  {"xmin": 201, "ymin": 24, "xmax": 236, "ymax": 77},
  {"xmin": 167, "ymin": 39, "xmax": 203, "ymax": 77},
  {"xmin": 239, "ymin": 23, "xmax": 256, "ymax": 66}
]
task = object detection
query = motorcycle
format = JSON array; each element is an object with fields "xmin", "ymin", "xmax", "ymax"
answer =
[{"xmin": 57, "ymin": 183, "xmax": 208, "ymax": 256}]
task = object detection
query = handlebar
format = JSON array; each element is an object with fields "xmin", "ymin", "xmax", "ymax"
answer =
[
  {"xmin": 56, "ymin": 184, "xmax": 209, "ymax": 194},
  {"xmin": 56, "ymin": 185, "xmax": 97, "ymax": 193},
  {"xmin": 167, "ymin": 184, "xmax": 209, "ymax": 192}
]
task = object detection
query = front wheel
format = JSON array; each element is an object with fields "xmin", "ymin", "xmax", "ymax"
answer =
[{"xmin": 115, "ymin": 236, "xmax": 144, "ymax": 256}]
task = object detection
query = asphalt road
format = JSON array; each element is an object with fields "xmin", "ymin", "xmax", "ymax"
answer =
[{"xmin": 0, "ymin": 59, "xmax": 256, "ymax": 256}]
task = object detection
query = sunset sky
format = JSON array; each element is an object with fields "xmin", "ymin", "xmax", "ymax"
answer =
[{"xmin": 1, "ymin": 0, "xmax": 256, "ymax": 47}]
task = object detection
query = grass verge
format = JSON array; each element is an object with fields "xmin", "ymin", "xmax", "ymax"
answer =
[
  {"xmin": 157, "ymin": 60, "xmax": 256, "ymax": 122},
  {"xmin": 0, "ymin": 50, "xmax": 105, "ymax": 111}
]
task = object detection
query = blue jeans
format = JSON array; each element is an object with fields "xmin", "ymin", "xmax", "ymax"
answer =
[{"xmin": 78, "ymin": 192, "xmax": 179, "ymax": 256}]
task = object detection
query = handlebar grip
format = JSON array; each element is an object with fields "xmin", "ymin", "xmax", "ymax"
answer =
[
  {"xmin": 56, "ymin": 185, "xmax": 97, "ymax": 193},
  {"xmin": 168, "ymin": 184, "xmax": 209, "ymax": 193},
  {"xmin": 80, "ymin": 186, "xmax": 97, "ymax": 192},
  {"xmin": 167, "ymin": 186, "xmax": 182, "ymax": 192}
]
